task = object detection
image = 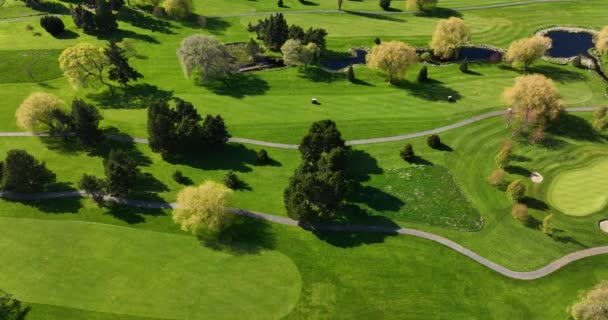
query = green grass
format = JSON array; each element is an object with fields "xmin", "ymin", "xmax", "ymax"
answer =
[
  {"xmin": 0, "ymin": 49, "xmax": 63, "ymax": 83},
  {"xmin": 0, "ymin": 217, "xmax": 301, "ymax": 319}
]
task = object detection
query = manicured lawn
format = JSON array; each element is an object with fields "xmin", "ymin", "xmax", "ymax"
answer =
[
  {"xmin": 0, "ymin": 49, "xmax": 62, "ymax": 83},
  {"xmin": 548, "ymin": 159, "xmax": 608, "ymax": 216}
]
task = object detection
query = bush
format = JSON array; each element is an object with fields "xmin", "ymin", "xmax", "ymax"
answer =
[
  {"xmin": 40, "ymin": 16, "xmax": 65, "ymax": 36},
  {"xmin": 506, "ymin": 179, "xmax": 526, "ymax": 202},
  {"xmin": 417, "ymin": 65, "xmax": 428, "ymax": 82},
  {"xmin": 427, "ymin": 134, "xmax": 440, "ymax": 149},
  {"xmin": 278, "ymin": 0, "xmax": 283, "ymax": 7},
  {"xmin": 374, "ymin": 37, "xmax": 381, "ymax": 45},
  {"xmin": 571, "ymin": 55, "xmax": 583, "ymax": 68},
  {"xmin": 420, "ymin": 52, "xmax": 432, "ymax": 61},
  {"xmin": 379, "ymin": 0, "xmax": 391, "ymax": 10},
  {"xmin": 511, "ymin": 203, "xmax": 529, "ymax": 223},
  {"xmin": 487, "ymin": 169, "xmax": 508, "ymax": 189},
  {"xmin": 257, "ymin": 149, "xmax": 270, "ymax": 164},
  {"xmin": 172, "ymin": 170, "xmax": 184, "ymax": 183},
  {"xmin": 346, "ymin": 65, "xmax": 355, "ymax": 82},
  {"xmin": 400, "ymin": 144, "xmax": 415, "ymax": 163},
  {"xmin": 459, "ymin": 59, "xmax": 469, "ymax": 72},
  {"xmin": 224, "ymin": 171, "xmax": 239, "ymax": 189},
  {"xmin": 79, "ymin": 174, "xmax": 105, "ymax": 205}
]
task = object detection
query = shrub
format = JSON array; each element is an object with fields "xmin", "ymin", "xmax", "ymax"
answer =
[
  {"xmin": 25, "ymin": 24, "xmax": 34, "ymax": 32},
  {"xmin": 506, "ymin": 179, "xmax": 526, "ymax": 202},
  {"xmin": 379, "ymin": 0, "xmax": 391, "ymax": 10},
  {"xmin": 40, "ymin": 16, "xmax": 65, "ymax": 36},
  {"xmin": 420, "ymin": 52, "xmax": 432, "ymax": 61},
  {"xmin": 346, "ymin": 65, "xmax": 355, "ymax": 82},
  {"xmin": 417, "ymin": 65, "xmax": 428, "ymax": 82},
  {"xmin": 541, "ymin": 214, "xmax": 553, "ymax": 235},
  {"xmin": 427, "ymin": 134, "xmax": 440, "ymax": 149},
  {"xmin": 224, "ymin": 171, "xmax": 239, "ymax": 189},
  {"xmin": 257, "ymin": 149, "xmax": 270, "ymax": 164},
  {"xmin": 172, "ymin": 170, "xmax": 184, "ymax": 183},
  {"xmin": 278, "ymin": 0, "xmax": 283, "ymax": 7},
  {"xmin": 374, "ymin": 37, "xmax": 381, "ymax": 45},
  {"xmin": 487, "ymin": 169, "xmax": 508, "ymax": 189},
  {"xmin": 511, "ymin": 203, "xmax": 529, "ymax": 223},
  {"xmin": 79, "ymin": 174, "xmax": 105, "ymax": 205},
  {"xmin": 571, "ymin": 55, "xmax": 583, "ymax": 68},
  {"xmin": 459, "ymin": 59, "xmax": 469, "ymax": 72},
  {"xmin": 400, "ymin": 144, "xmax": 415, "ymax": 163}
]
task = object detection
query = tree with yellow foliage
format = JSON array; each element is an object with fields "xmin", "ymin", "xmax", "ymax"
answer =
[
  {"xmin": 173, "ymin": 181, "xmax": 234, "ymax": 237},
  {"xmin": 16, "ymin": 92, "xmax": 68, "ymax": 134},
  {"xmin": 503, "ymin": 74, "xmax": 564, "ymax": 133},
  {"xmin": 281, "ymin": 39, "xmax": 320, "ymax": 69},
  {"xmin": 505, "ymin": 36, "xmax": 552, "ymax": 70},
  {"xmin": 430, "ymin": 17, "xmax": 470, "ymax": 60},
  {"xmin": 164, "ymin": 0, "xmax": 192, "ymax": 18},
  {"xmin": 594, "ymin": 26, "xmax": 608, "ymax": 55},
  {"xmin": 58, "ymin": 43, "xmax": 109, "ymax": 90},
  {"xmin": 571, "ymin": 281, "xmax": 608, "ymax": 320},
  {"xmin": 366, "ymin": 41, "xmax": 417, "ymax": 84},
  {"xmin": 406, "ymin": 0, "xmax": 437, "ymax": 11}
]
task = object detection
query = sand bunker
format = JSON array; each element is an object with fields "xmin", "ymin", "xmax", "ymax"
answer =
[
  {"xmin": 600, "ymin": 220, "xmax": 608, "ymax": 233},
  {"xmin": 531, "ymin": 172, "xmax": 544, "ymax": 184}
]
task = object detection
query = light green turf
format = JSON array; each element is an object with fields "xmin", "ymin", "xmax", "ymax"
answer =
[
  {"xmin": 548, "ymin": 159, "xmax": 608, "ymax": 216},
  {"xmin": 0, "ymin": 217, "xmax": 301, "ymax": 319}
]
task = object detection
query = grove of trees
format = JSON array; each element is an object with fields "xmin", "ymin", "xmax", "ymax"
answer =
[
  {"xmin": 249, "ymin": 13, "xmax": 328, "ymax": 51},
  {"xmin": 367, "ymin": 41, "xmax": 418, "ymax": 84},
  {"xmin": 505, "ymin": 36, "xmax": 552, "ymax": 70},
  {"xmin": 1, "ymin": 150, "xmax": 56, "ymax": 193},
  {"xmin": 281, "ymin": 39, "xmax": 320, "ymax": 68},
  {"xmin": 430, "ymin": 17, "xmax": 470, "ymax": 60}
]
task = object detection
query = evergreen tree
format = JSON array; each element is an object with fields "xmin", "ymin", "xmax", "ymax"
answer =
[
  {"xmin": 0, "ymin": 290, "xmax": 30, "ymax": 320},
  {"xmin": 460, "ymin": 58, "xmax": 469, "ymax": 72},
  {"xmin": 174, "ymin": 98, "xmax": 203, "ymax": 149},
  {"xmin": 103, "ymin": 149, "xmax": 138, "ymax": 197},
  {"xmin": 417, "ymin": 65, "xmax": 428, "ymax": 82},
  {"xmin": 400, "ymin": 144, "xmax": 415, "ymax": 162},
  {"xmin": 109, "ymin": 0, "xmax": 124, "ymax": 10},
  {"xmin": 105, "ymin": 41, "xmax": 143, "ymax": 87},
  {"xmin": 303, "ymin": 27, "xmax": 328, "ymax": 49},
  {"xmin": 299, "ymin": 120, "xmax": 345, "ymax": 163},
  {"xmin": 1, "ymin": 150, "xmax": 56, "ymax": 193},
  {"xmin": 72, "ymin": 5, "xmax": 98, "ymax": 34},
  {"xmin": 71, "ymin": 99, "xmax": 104, "ymax": 146},
  {"xmin": 253, "ymin": 13, "xmax": 289, "ymax": 51},
  {"xmin": 346, "ymin": 65, "xmax": 355, "ymax": 82},
  {"xmin": 288, "ymin": 25, "xmax": 305, "ymax": 41},
  {"xmin": 244, "ymin": 38, "xmax": 260, "ymax": 61},
  {"xmin": 201, "ymin": 115, "xmax": 230, "ymax": 149},
  {"xmin": 95, "ymin": 0, "xmax": 118, "ymax": 34},
  {"xmin": 147, "ymin": 100, "xmax": 176, "ymax": 157}
]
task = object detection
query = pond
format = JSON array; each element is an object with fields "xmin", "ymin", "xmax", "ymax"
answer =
[
  {"xmin": 544, "ymin": 30, "xmax": 594, "ymax": 58},
  {"xmin": 322, "ymin": 49, "xmax": 367, "ymax": 71},
  {"xmin": 457, "ymin": 47, "xmax": 502, "ymax": 62}
]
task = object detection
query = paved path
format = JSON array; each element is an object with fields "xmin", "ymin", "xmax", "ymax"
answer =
[
  {"xmin": 1, "ymin": 189, "xmax": 606, "ymax": 280},
  {"xmin": 0, "ymin": 107, "xmax": 597, "ymax": 149}
]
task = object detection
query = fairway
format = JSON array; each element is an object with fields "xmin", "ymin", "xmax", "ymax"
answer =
[
  {"xmin": 0, "ymin": 217, "xmax": 301, "ymax": 319},
  {"xmin": 548, "ymin": 159, "xmax": 608, "ymax": 216}
]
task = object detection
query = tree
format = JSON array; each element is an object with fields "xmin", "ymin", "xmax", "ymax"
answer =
[
  {"xmin": 147, "ymin": 100, "xmax": 175, "ymax": 157},
  {"xmin": 95, "ymin": 0, "xmax": 118, "ymax": 34},
  {"xmin": 503, "ymin": 74, "xmax": 564, "ymax": 133},
  {"xmin": 177, "ymin": 35, "xmax": 238, "ymax": 83},
  {"xmin": 103, "ymin": 149, "xmax": 138, "ymax": 197},
  {"xmin": 173, "ymin": 181, "xmax": 234, "ymax": 236},
  {"xmin": 592, "ymin": 106, "xmax": 608, "ymax": 134},
  {"xmin": 59, "ymin": 43, "xmax": 110, "ymax": 89},
  {"xmin": 164, "ymin": 0, "xmax": 192, "ymax": 18},
  {"xmin": 16, "ymin": 92, "xmax": 67, "ymax": 133},
  {"xmin": 400, "ymin": 144, "xmax": 415, "ymax": 162},
  {"xmin": 343, "ymin": 66, "xmax": 355, "ymax": 83},
  {"xmin": 379, "ymin": 0, "xmax": 391, "ymax": 10},
  {"xmin": 0, "ymin": 290, "xmax": 29, "ymax": 320},
  {"xmin": 109, "ymin": 0, "xmax": 124, "ymax": 10},
  {"xmin": 257, "ymin": 149, "xmax": 270, "ymax": 164},
  {"xmin": 201, "ymin": 115, "xmax": 230, "ymax": 149},
  {"xmin": 337, "ymin": 0, "xmax": 343, "ymax": 10},
  {"xmin": 511, "ymin": 203, "xmax": 529, "ymax": 223},
  {"xmin": 427, "ymin": 134, "xmax": 440, "ymax": 148},
  {"xmin": 495, "ymin": 146, "xmax": 512, "ymax": 168},
  {"xmin": 459, "ymin": 59, "xmax": 469, "ymax": 72},
  {"xmin": 487, "ymin": 168, "xmax": 508, "ymax": 189},
  {"xmin": 1, "ymin": 150, "xmax": 56, "ymax": 193},
  {"xmin": 541, "ymin": 213, "xmax": 553, "ymax": 235},
  {"xmin": 244, "ymin": 38, "xmax": 260, "ymax": 62},
  {"xmin": 299, "ymin": 120, "xmax": 346, "ymax": 163},
  {"xmin": 79, "ymin": 174, "xmax": 105, "ymax": 204},
  {"xmin": 71, "ymin": 5, "xmax": 97, "ymax": 34},
  {"xmin": 19, "ymin": 0, "xmax": 40, "ymax": 8},
  {"xmin": 417, "ymin": 65, "xmax": 428, "ymax": 82},
  {"xmin": 303, "ymin": 27, "xmax": 328, "ymax": 49},
  {"xmin": 505, "ymin": 36, "xmax": 552, "ymax": 70},
  {"xmin": 506, "ymin": 179, "xmax": 526, "ymax": 202},
  {"xmin": 40, "ymin": 16, "xmax": 65, "ymax": 36},
  {"xmin": 367, "ymin": 41, "xmax": 418, "ymax": 84},
  {"xmin": 174, "ymin": 98, "xmax": 203, "ymax": 149},
  {"xmin": 277, "ymin": 0, "xmax": 283, "ymax": 7},
  {"xmin": 406, "ymin": 0, "xmax": 438, "ymax": 11},
  {"xmin": 281, "ymin": 39, "xmax": 319, "ymax": 69},
  {"xmin": 105, "ymin": 40, "xmax": 143, "ymax": 87},
  {"xmin": 251, "ymin": 13, "xmax": 289, "ymax": 51},
  {"xmin": 571, "ymin": 281, "xmax": 608, "ymax": 320},
  {"xmin": 223, "ymin": 171, "xmax": 239, "ymax": 189},
  {"xmin": 71, "ymin": 99, "xmax": 104, "ymax": 146},
  {"xmin": 430, "ymin": 17, "xmax": 470, "ymax": 60},
  {"xmin": 594, "ymin": 26, "xmax": 608, "ymax": 55}
]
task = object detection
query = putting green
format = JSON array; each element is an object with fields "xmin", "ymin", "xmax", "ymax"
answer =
[
  {"xmin": 0, "ymin": 217, "xmax": 301, "ymax": 320},
  {"xmin": 547, "ymin": 160, "xmax": 608, "ymax": 216}
]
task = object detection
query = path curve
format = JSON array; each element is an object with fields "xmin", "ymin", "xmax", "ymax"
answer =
[
  {"xmin": 0, "ymin": 190, "xmax": 606, "ymax": 280},
  {"xmin": 0, "ymin": 0, "xmax": 573, "ymax": 23},
  {"xmin": 0, "ymin": 107, "xmax": 596, "ymax": 148}
]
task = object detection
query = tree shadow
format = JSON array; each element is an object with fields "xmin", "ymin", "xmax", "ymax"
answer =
[
  {"xmin": 511, "ymin": 154, "xmax": 531, "ymax": 162},
  {"xmin": 394, "ymin": 79, "xmax": 462, "ymax": 102},
  {"xmin": 4, "ymin": 196, "xmax": 83, "ymax": 214},
  {"xmin": 463, "ymin": 69, "xmax": 482, "ymax": 76},
  {"xmin": 345, "ymin": 149, "xmax": 383, "ymax": 183},
  {"xmin": 521, "ymin": 196, "xmax": 549, "ymax": 211},
  {"xmin": 415, "ymin": 7, "xmax": 462, "ymax": 18},
  {"xmin": 550, "ymin": 229, "xmax": 585, "ymax": 247},
  {"xmin": 538, "ymin": 135, "xmax": 569, "ymax": 150},
  {"xmin": 130, "ymin": 172, "xmax": 169, "ymax": 201},
  {"xmin": 166, "ymin": 143, "xmax": 257, "ymax": 173},
  {"xmin": 547, "ymin": 113, "xmax": 598, "ymax": 141},
  {"xmin": 198, "ymin": 215, "xmax": 275, "ymax": 255},
  {"xmin": 103, "ymin": 202, "xmax": 166, "ymax": 224},
  {"xmin": 298, "ymin": 0, "xmax": 318, "ymax": 6},
  {"xmin": 348, "ymin": 185, "xmax": 404, "ymax": 212},
  {"xmin": 530, "ymin": 65, "xmax": 586, "ymax": 83},
  {"xmin": 410, "ymin": 156, "xmax": 433, "ymax": 165},
  {"xmin": 99, "ymin": 29, "xmax": 159, "ymax": 44},
  {"xmin": 505, "ymin": 165, "xmax": 531, "ymax": 177},
  {"xmin": 524, "ymin": 215, "xmax": 541, "ymax": 229},
  {"xmin": 206, "ymin": 73, "xmax": 269, "ymax": 98},
  {"xmin": 298, "ymin": 66, "xmax": 344, "ymax": 83},
  {"xmin": 343, "ymin": 10, "xmax": 405, "ymax": 22},
  {"xmin": 116, "ymin": 7, "xmax": 175, "ymax": 34},
  {"xmin": 436, "ymin": 143, "xmax": 453, "ymax": 152},
  {"xmin": 351, "ymin": 78, "xmax": 374, "ymax": 86},
  {"xmin": 87, "ymin": 83, "xmax": 174, "ymax": 109},
  {"xmin": 173, "ymin": 15, "xmax": 230, "ymax": 35},
  {"xmin": 37, "ymin": 1, "xmax": 70, "ymax": 14},
  {"xmin": 55, "ymin": 30, "xmax": 79, "ymax": 39}
]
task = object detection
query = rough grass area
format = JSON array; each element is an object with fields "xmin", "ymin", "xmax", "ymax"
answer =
[
  {"xmin": 0, "ymin": 49, "xmax": 63, "ymax": 83},
  {"xmin": 369, "ymin": 165, "xmax": 482, "ymax": 231}
]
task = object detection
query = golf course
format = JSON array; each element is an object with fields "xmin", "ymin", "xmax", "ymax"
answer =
[{"xmin": 0, "ymin": 0, "xmax": 607, "ymax": 319}]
